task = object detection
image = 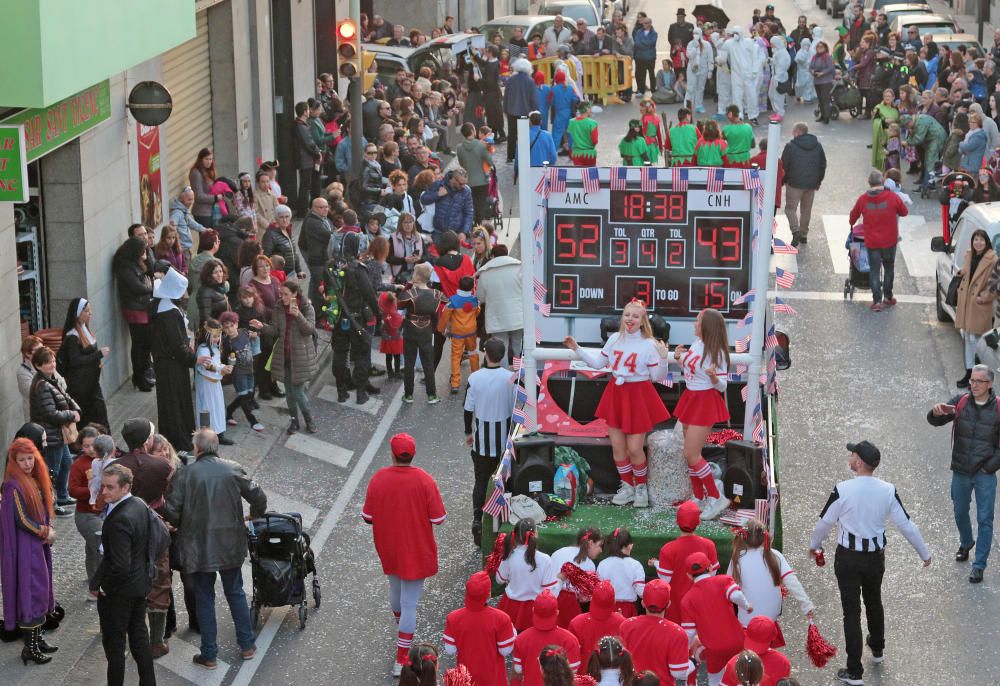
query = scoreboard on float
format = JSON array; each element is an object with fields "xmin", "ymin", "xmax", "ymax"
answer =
[{"xmin": 542, "ymin": 177, "xmax": 754, "ymax": 321}]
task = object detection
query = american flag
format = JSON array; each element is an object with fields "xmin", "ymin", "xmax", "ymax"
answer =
[
  {"xmin": 512, "ymin": 405, "xmax": 527, "ymax": 425},
  {"xmin": 672, "ymin": 167, "xmax": 689, "ymax": 192},
  {"xmin": 498, "ymin": 452, "xmax": 512, "ymax": 481},
  {"xmin": 532, "ymin": 219, "xmax": 544, "ymax": 242},
  {"xmin": 740, "ymin": 312, "xmax": 754, "ymax": 327},
  {"xmin": 534, "ymin": 302, "xmax": 552, "ymax": 316},
  {"xmin": 774, "ymin": 297, "xmax": 797, "ymax": 315},
  {"xmin": 735, "ymin": 363, "xmax": 748, "ymax": 375},
  {"xmin": 765, "ymin": 325, "xmax": 779, "ymax": 352},
  {"xmin": 610, "ymin": 167, "xmax": 628, "ymax": 191},
  {"xmin": 533, "ymin": 277, "xmax": 547, "ymax": 302},
  {"xmin": 511, "ymin": 356, "xmax": 522, "ymax": 372},
  {"xmin": 775, "ymin": 267, "xmax": 795, "ymax": 289},
  {"xmin": 482, "ymin": 482, "xmax": 509, "ymax": 521},
  {"xmin": 751, "ymin": 404, "xmax": 766, "ymax": 443},
  {"xmin": 735, "ymin": 334, "xmax": 751, "ymax": 353},
  {"xmin": 535, "ymin": 328, "xmax": 542, "ymax": 344},
  {"xmin": 741, "ymin": 384, "xmax": 749, "ymax": 401},
  {"xmin": 641, "ymin": 166, "xmax": 658, "ymax": 192},
  {"xmin": 742, "ymin": 168, "xmax": 762, "ymax": 190},
  {"xmin": 772, "ymin": 238, "xmax": 798, "ymax": 255},
  {"xmin": 707, "ymin": 168, "xmax": 725, "ymax": 194},
  {"xmin": 549, "ymin": 167, "xmax": 567, "ymax": 192},
  {"xmin": 534, "ymin": 173, "xmax": 548, "ymax": 197},
  {"xmin": 662, "ymin": 371, "xmax": 674, "ymax": 388},
  {"xmin": 514, "ymin": 386, "xmax": 528, "ymax": 404},
  {"xmin": 583, "ymin": 167, "xmax": 601, "ymax": 194},
  {"xmin": 733, "ymin": 289, "xmax": 756, "ymax": 306}
]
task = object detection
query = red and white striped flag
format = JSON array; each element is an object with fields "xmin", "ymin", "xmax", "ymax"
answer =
[
  {"xmin": 775, "ymin": 267, "xmax": 795, "ymax": 289},
  {"xmin": 534, "ymin": 302, "xmax": 552, "ymax": 316},
  {"xmin": 641, "ymin": 166, "xmax": 658, "ymax": 192},
  {"xmin": 532, "ymin": 219, "xmax": 544, "ymax": 242},
  {"xmin": 582, "ymin": 167, "xmax": 601, "ymax": 194},
  {"xmin": 735, "ymin": 335, "xmax": 751, "ymax": 353},
  {"xmin": 534, "ymin": 173, "xmax": 548, "ymax": 197},
  {"xmin": 742, "ymin": 168, "xmax": 762, "ymax": 190},
  {"xmin": 755, "ymin": 498, "xmax": 769, "ymax": 524},
  {"xmin": 511, "ymin": 356, "xmax": 522, "ymax": 372},
  {"xmin": 741, "ymin": 384, "xmax": 749, "ymax": 401},
  {"xmin": 610, "ymin": 167, "xmax": 628, "ymax": 191},
  {"xmin": 533, "ymin": 277, "xmax": 547, "ymax": 302},
  {"xmin": 733, "ymin": 289, "xmax": 756, "ymax": 306},
  {"xmin": 774, "ymin": 297, "xmax": 797, "ymax": 315},
  {"xmin": 549, "ymin": 167, "xmax": 567, "ymax": 192},
  {"xmin": 765, "ymin": 325, "xmax": 779, "ymax": 352},
  {"xmin": 672, "ymin": 167, "xmax": 688, "ymax": 191},
  {"xmin": 772, "ymin": 238, "xmax": 798, "ymax": 255},
  {"xmin": 707, "ymin": 168, "xmax": 725, "ymax": 194},
  {"xmin": 751, "ymin": 404, "xmax": 766, "ymax": 443}
]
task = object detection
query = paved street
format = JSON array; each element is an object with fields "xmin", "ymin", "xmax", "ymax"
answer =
[{"xmin": 3, "ymin": 0, "xmax": 999, "ymax": 684}]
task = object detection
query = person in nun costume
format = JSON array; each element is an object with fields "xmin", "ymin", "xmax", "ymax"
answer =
[{"xmin": 56, "ymin": 297, "xmax": 110, "ymax": 429}]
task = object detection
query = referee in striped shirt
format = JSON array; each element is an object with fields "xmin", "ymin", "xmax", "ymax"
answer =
[
  {"xmin": 809, "ymin": 440, "xmax": 932, "ymax": 686},
  {"xmin": 465, "ymin": 338, "xmax": 515, "ymax": 547}
]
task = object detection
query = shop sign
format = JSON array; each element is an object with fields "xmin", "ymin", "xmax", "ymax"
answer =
[
  {"xmin": 0, "ymin": 125, "xmax": 29, "ymax": 203},
  {"xmin": 0, "ymin": 80, "xmax": 112, "ymax": 162},
  {"xmin": 136, "ymin": 123, "xmax": 163, "ymax": 228}
]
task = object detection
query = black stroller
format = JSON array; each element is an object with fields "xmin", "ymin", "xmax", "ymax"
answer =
[
  {"xmin": 816, "ymin": 72, "xmax": 863, "ymax": 121},
  {"xmin": 248, "ymin": 512, "xmax": 320, "ymax": 630},
  {"xmin": 843, "ymin": 224, "xmax": 870, "ymax": 299}
]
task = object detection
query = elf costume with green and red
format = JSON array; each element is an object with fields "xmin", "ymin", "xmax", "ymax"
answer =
[
  {"xmin": 665, "ymin": 122, "xmax": 700, "ymax": 166},
  {"xmin": 567, "ymin": 115, "xmax": 599, "ymax": 167}
]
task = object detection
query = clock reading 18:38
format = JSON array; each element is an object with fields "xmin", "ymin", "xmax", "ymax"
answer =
[{"xmin": 609, "ymin": 191, "xmax": 687, "ymax": 223}]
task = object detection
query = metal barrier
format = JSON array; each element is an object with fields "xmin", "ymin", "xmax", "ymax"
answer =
[{"xmin": 531, "ymin": 56, "xmax": 633, "ymax": 105}]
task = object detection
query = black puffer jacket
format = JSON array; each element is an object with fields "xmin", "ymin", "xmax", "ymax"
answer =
[
  {"xmin": 196, "ymin": 283, "xmax": 230, "ymax": 327},
  {"xmin": 927, "ymin": 391, "xmax": 1000, "ymax": 474},
  {"xmin": 780, "ymin": 133, "xmax": 827, "ymax": 191},
  {"xmin": 261, "ymin": 226, "xmax": 304, "ymax": 275},
  {"xmin": 29, "ymin": 372, "xmax": 80, "ymax": 448},
  {"xmin": 115, "ymin": 261, "xmax": 153, "ymax": 313}
]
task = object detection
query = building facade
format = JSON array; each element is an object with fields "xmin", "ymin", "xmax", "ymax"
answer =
[{"xmin": 0, "ymin": 0, "xmax": 322, "ymax": 440}]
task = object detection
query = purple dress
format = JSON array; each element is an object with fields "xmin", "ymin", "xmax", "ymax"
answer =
[{"xmin": 0, "ymin": 479, "xmax": 55, "ymax": 629}]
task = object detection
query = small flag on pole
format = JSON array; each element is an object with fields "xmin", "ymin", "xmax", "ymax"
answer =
[
  {"xmin": 482, "ymin": 482, "xmax": 509, "ymax": 521},
  {"xmin": 511, "ymin": 356, "xmax": 522, "ymax": 372},
  {"xmin": 739, "ymin": 312, "xmax": 754, "ymax": 326},
  {"xmin": 775, "ymin": 267, "xmax": 795, "ymax": 289},
  {"xmin": 741, "ymin": 384, "xmax": 749, "ymax": 401},
  {"xmin": 534, "ymin": 302, "xmax": 552, "ymax": 316},
  {"xmin": 512, "ymin": 405, "xmax": 527, "ymax": 425},
  {"xmin": 765, "ymin": 325, "xmax": 779, "ymax": 352},
  {"xmin": 583, "ymin": 167, "xmax": 601, "ymax": 194},
  {"xmin": 549, "ymin": 167, "xmax": 567, "ymax": 192},
  {"xmin": 742, "ymin": 168, "xmax": 762, "ymax": 190},
  {"xmin": 707, "ymin": 168, "xmax": 725, "ymax": 194},
  {"xmin": 751, "ymin": 404, "xmax": 766, "ymax": 443},
  {"xmin": 735, "ymin": 335, "xmax": 751, "ymax": 353},
  {"xmin": 533, "ymin": 277, "xmax": 547, "ymax": 302},
  {"xmin": 610, "ymin": 166, "xmax": 628, "ymax": 191},
  {"xmin": 534, "ymin": 174, "xmax": 548, "ymax": 197},
  {"xmin": 774, "ymin": 297, "xmax": 797, "ymax": 315},
  {"xmin": 733, "ymin": 289, "xmax": 756, "ymax": 306},
  {"xmin": 735, "ymin": 363, "xmax": 748, "ymax": 375},
  {"xmin": 772, "ymin": 238, "xmax": 799, "ymax": 255},
  {"xmin": 672, "ymin": 167, "xmax": 689, "ymax": 192},
  {"xmin": 641, "ymin": 166, "xmax": 658, "ymax": 192},
  {"xmin": 532, "ymin": 219, "xmax": 544, "ymax": 242}
]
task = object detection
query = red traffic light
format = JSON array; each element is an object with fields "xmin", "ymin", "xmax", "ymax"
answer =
[{"xmin": 338, "ymin": 19, "xmax": 357, "ymax": 40}]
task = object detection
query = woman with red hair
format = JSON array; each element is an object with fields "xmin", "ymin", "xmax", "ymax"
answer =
[{"xmin": 0, "ymin": 437, "xmax": 57, "ymax": 664}]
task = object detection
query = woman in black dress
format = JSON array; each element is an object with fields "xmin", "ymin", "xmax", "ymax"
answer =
[
  {"xmin": 113, "ymin": 237, "xmax": 155, "ymax": 391},
  {"xmin": 56, "ymin": 298, "xmax": 110, "ymax": 429},
  {"xmin": 150, "ymin": 268, "xmax": 206, "ymax": 453}
]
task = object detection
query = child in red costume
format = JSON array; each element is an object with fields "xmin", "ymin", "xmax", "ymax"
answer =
[
  {"xmin": 681, "ymin": 552, "xmax": 753, "ymax": 686},
  {"xmin": 673, "ymin": 308, "xmax": 731, "ymax": 520},
  {"xmin": 512, "ymin": 590, "xmax": 581, "ymax": 685},
  {"xmin": 443, "ymin": 571, "xmax": 516, "ymax": 686},
  {"xmin": 619, "ymin": 579, "xmax": 693, "ymax": 686},
  {"xmin": 564, "ymin": 299, "xmax": 670, "ymax": 508},
  {"xmin": 721, "ymin": 617, "xmax": 792, "ymax": 686},
  {"xmin": 569, "ymin": 580, "xmax": 626, "ymax": 674},
  {"xmin": 651, "ymin": 500, "xmax": 720, "ymax": 623},
  {"xmin": 378, "ymin": 291, "xmax": 404, "ymax": 379}
]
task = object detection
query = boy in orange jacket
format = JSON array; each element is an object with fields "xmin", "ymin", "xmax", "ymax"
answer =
[{"xmin": 438, "ymin": 275, "xmax": 480, "ymax": 393}]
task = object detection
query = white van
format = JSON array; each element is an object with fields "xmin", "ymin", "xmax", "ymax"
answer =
[{"xmin": 931, "ymin": 202, "xmax": 1000, "ymax": 322}]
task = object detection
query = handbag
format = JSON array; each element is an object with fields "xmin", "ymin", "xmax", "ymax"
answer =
[
  {"xmin": 946, "ymin": 274, "xmax": 962, "ymax": 308},
  {"xmin": 61, "ymin": 422, "xmax": 78, "ymax": 446},
  {"xmin": 777, "ymin": 79, "xmax": 793, "ymax": 95}
]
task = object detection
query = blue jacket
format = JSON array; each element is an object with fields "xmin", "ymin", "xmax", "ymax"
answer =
[
  {"xmin": 529, "ymin": 126, "xmax": 558, "ymax": 166},
  {"xmin": 420, "ymin": 171, "xmax": 474, "ymax": 236},
  {"xmin": 503, "ymin": 72, "xmax": 540, "ymax": 117},
  {"xmin": 959, "ymin": 128, "xmax": 988, "ymax": 172},
  {"xmin": 633, "ymin": 28, "xmax": 658, "ymax": 61}
]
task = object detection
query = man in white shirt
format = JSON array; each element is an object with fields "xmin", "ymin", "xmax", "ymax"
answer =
[
  {"xmin": 809, "ymin": 440, "xmax": 932, "ymax": 686},
  {"xmin": 542, "ymin": 15, "xmax": 573, "ymax": 56}
]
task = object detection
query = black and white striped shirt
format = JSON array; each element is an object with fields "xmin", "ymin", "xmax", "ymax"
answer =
[
  {"xmin": 463, "ymin": 366, "xmax": 515, "ymax": 460},
  {"xmin": 810, "ymin": 476, "xmax": 930, "ymax": 560}
]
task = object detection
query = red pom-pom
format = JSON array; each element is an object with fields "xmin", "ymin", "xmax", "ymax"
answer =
[
  {"xmin": 780, "ymin": 584, "xmax": 789, "ymax": 599},
  {"xmin": 561, "ymin": 562, "xmax": 601, "ymax": 601},
  {"xmin": 575, "ymin": 676, "xmax": 598, "ymax": 686},
  {"xmin": 485, "ymin": 533, "xmax": 506, "ymax": 578},
  {"xmin": 707, "ymin": 428, "xmax": 744, "ymax": 446},
  {"xmin": 806, "ymin": 621, "xmax": 838, "ymax": 668},
  {"xmin": 444, "ymin": 665, "xmax": 473, "ymax": 686}
]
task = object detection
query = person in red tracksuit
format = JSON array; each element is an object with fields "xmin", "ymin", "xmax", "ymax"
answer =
[
  {"xmin": 848, "ymin": 169, "xmax": 908, "ymax": 311},
  {"xmin": 651, "ymin": 500, "xmax": 720, "ymax": 624},
  {"xmin": 569, "ymin": 580, "xmax": 625, "ymax": 674},
  {"xmin": 512, "ymin": 590, "xmax": 581, "ymax": 685},
  {"xmin": 443, "ymin": 571, "xmax": 516, "ymax": 686},
  {"xmin": 619, "ymin": 579, "xmax": 692, "ymax": 686},
  {"xmin": 681, "ymin": 552, "xmax": 753, "ymax": 686},
  {"xmin": 721, "ymin": 616, "xmax": 792, "ymax": 686}
]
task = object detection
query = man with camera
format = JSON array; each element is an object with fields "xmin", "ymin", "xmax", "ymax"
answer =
[{"xmin": 927, "ymin": 363, "xmax": 1000, "ymax": 584}]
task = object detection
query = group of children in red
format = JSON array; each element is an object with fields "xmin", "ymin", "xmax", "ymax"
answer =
[{"xmin": 408, "ymin": 501, "xmax": 809, "ymax": 686}]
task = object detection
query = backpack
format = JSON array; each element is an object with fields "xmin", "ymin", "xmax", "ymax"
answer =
[{"xmin": 146, "ymin": 506, "xmax": 171, "ymax": 585}]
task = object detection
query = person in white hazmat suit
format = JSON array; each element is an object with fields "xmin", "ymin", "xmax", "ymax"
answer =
[
  {"xmin": 686, "ymin": 27, "xmax": 713, "ymax": 113},
  {"xmin": 728, "ymin": 25, "xmax": 761, "ymax": 123},
  {"xmin": 794, "ymin": 37, "xmax": 817, "ymax": 102},
  {"xmin": 711, "ymin": 31, "xmax": 732, "ymax": 115},
  {"xmin": 768, "ymin": 35, "xmax": 791, "ymax": 119}
]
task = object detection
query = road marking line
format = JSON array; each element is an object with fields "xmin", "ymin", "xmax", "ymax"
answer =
[
  {"xmin": 156, "ymin": 634, "xmax": 231, "ymax": 686},
  {"xmin": 229, "ymin": 384, "xmax": 406, "ymax": 686},
  {"xmin": 770, "ymin": 289, "xmax": 934, "ymax": 304},
  {"xmin": 283, "ymin": 433, "xmax": 354, "ymax": 468},
  {"xmin": 317, "ymin": 384, "xmax": 384, "ymax": 416},
  {"xmin": 898, "ymin": 217, "xmax": 938, "ymax": 278},
  {"xmin": 259, "ymin": 490, "xmax": 322, "ymax": 528}
]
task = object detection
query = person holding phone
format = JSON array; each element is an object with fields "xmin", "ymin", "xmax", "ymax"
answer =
[{"xmin": 927, "ymin": 363, "xmax": 1000, "ymax": 584}]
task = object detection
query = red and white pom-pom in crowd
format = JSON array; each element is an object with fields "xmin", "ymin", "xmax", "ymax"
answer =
[{"xmin": 806, "ymin": 621, "xmax": 838, "ymax": 668}]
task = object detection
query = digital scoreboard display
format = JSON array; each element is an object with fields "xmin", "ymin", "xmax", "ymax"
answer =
[{"xmin": 543, "ymin": 181, "xmax": 753, "ymax": 319}]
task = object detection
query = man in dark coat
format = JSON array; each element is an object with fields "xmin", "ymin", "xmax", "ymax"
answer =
[
  {"xmin": 92, "ymin": 464, "xmax": 156, "ymax": 686},
  {"xmin": 477, "ymin": 45, "xmax": 506, "ymax": 141},
  {"xmin": 666, "ymin": 9, "xmax": 694, "ymax": 48},
  {"xmin": 302, "ymin": 196, "xmax": 334, "ymax": 317},
  {"xmin": 780, "ymin": 122, "xmax": 827, "ymax": 247},
  {"xmin": 162, "ymin": 429, "xmax": 266, "ymax": 669},
  {"xmin": 503, "ymin": 58, "xmax": 540, "ymax": 163},
  {"xmin": 115, "ymin": 418, "xmax": 172, "ymax": 508},
  {"xmin": 293, "ymin": 101, "xmax": 322, "ymax": 216}
]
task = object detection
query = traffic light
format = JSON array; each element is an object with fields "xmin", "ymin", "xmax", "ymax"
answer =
[
  {"xmin": 362, "ymin": 49, "xmax": 377, "ymax": 91},
  {"xmin": 336, "ymin": 18, "xmax": 360, "ymax": 79}
]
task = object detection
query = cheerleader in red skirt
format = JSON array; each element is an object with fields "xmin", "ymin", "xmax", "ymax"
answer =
[
  {"xmin": 541, "ymin": 527, "xmax": 604, "ymax": 627},
  {"xmin": 596, "ymin": 527, "xmax": 646, "ymax": 617},
  {"xmin": 564, "ymin": 299, "xmax": 670, "ymax": 508},
  {"xmin": 672, "ymin": 308, "xmax": 731, "ymax": 520},
  {"xmin": 496, "ymin": 518, "xmax": 552, "ymax": 632}
]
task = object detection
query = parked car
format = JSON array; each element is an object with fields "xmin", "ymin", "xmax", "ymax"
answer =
[
  {"xmin": 926, "ymin": 33, "xmax": 986, "ymax": 56},
  {"xmin": 863, "ymin": 0, "xmax": 928, "ymax": 11},
  {"xmin": 891, "ymin": 13, "xmax": 961, "ymax": 39},
  {"xmin": 478, "ymin": 15, "xmax": 557, "ymax": 45},
  {"xmin": 365, "ymin": 33, "xmax": 485, "ymax": 87},
  {"xmin": 538, "ymin": 0, "xmax": 603, "ymax": 31},
  {"xmin": 879, "ymin": 3, "xmax": 934, "ymax": 25},
  {"xmin": 932, "ymin": 200, "xmax": 1000, "ymax": 323}
]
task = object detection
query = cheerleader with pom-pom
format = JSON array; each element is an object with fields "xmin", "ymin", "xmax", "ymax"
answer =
[
  {"xmin": 672, "ymin": 308, "xmax": 731, "ymax": 519},
  {"xmin": 564, "ymin": 299, "xmax": 670, "ymax": 508},
  {"xmin": 596, "ymin": 527, "xmax": 646, "ymax": 618},
  {"xmin": 496, "ymin": 518, "xmax": 552, "ymax": 632},
  {"xmin": 399, "ymin": 643, "xmax": 439, "ymax": 686},
  {"xmin": 542, "ymin": 527, "xmax": 604, "ymax": 627}
]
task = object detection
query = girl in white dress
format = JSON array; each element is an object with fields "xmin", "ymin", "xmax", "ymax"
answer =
[{"xmin": 194, "ymin": 319, "xmax": 234, "ymax": 444}]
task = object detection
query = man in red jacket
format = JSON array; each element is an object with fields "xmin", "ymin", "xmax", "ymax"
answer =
[{"xmin": 848, "ymin": 170, "xmax": 909, "ymax": 311}]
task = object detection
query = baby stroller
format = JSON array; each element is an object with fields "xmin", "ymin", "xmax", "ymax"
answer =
[
  {"xmin": 844, "ymin": 223, "xmax": 870, "ymax": 300},
  {"xmin": 486, "ymin": 166, "xmax": 505, "ymax": 234},
  {"xmin": 816, "ymin": 73, "xmax": 862, "ymax": 121},
  {"xmin": 248, "ymin": 512, "xmax": 320, "ymax": 630}
]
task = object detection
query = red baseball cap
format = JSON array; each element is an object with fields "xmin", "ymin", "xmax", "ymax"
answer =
[
  {"xmin": 464, "ymin": 571, "xmax": 491, "ymax": 609},
  {"xmin": 642, "ymin": 579, "xmax": 671, "ymax": 613},
  {"xmin": 677, "ymin": 501, "xmax": 701, "ymax": 532},
  {"xmin": 532, "ymin": 590, "xmax": 559, "ymax": 630},
  {"xmin": 589, "ymin": 580, "xmax": 615, "ymax": 620},
  {"xmin": 390, "ymin": 433, "xmax": 416, "ymax": 461},
  {"xmin": 745, "ymin": 616, "xmax": 778, "ymax": 654},
  {"xmin": 686, "ymin": 551, "xmax": 713, "ymax": 576}
]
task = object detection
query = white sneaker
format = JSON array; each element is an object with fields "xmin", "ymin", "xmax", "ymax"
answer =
[
  {"xmin": 694, "ymin": 497, "xmax": 709, "ymax": 513},
  {"xmin": 252, "ymin": 423, "xmax": 265, "ymax": 432},
  {"xmin": 392, "ymin": 661, "xmax": 404, "ymax": 677},
  {"xmin": 612, "ymin": 482, "xmax": 635, "ymax": 505},
  {"xmin": 633, "ymin": 484, "xmax": 649, "ymax": 508},
  {"xmin": 701, "ymin": 496, "xmax": 731, "ymax": 520}
]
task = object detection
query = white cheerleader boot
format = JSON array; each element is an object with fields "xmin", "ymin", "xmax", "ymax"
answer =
[
  {"xmin": 612, "ymin": 481, "xmax": 635, "ymax": 505},
  {"xmin": 701, "ymin": 495, "xmax": 731, "ymax": 520},
  {"xmin": 633, "ymin": 484, "xmax": 649, "ymax": 508}
]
